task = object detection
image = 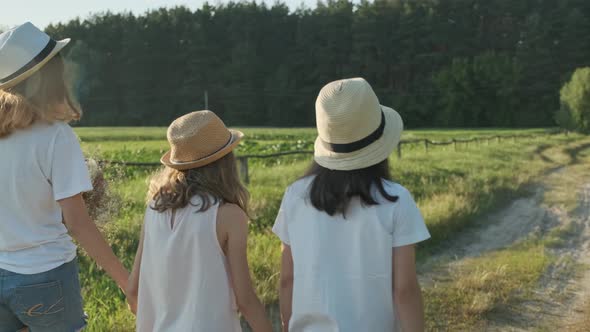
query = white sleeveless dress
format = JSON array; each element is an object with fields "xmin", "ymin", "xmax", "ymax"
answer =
[{"xmin": 137, "ymin": 198, "xmax": 242, "ymax": 332}]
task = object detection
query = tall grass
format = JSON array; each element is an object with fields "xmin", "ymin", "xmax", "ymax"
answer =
[{"xmin": 424, "ymin": 240, "xmax": 551, "ymax": 331}]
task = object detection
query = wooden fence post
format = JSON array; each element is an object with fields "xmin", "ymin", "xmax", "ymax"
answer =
[
  {"xmin": 397, "ymin": 143, "xmax": 402, "ymax": 159},
  {"xmin": 453, "ymin": 139, "xmax": 457, "ymax": 151},
  {"xmin": 497, "ymin": 136, "xmax": 501, "ymax": 144},
  {"xmin": 424, "ymin": 139, "xmax": 429, "ymax": 153},
  {"xmin": 238, "ymin": 157, "xmax": 250, "ymax": 184}
]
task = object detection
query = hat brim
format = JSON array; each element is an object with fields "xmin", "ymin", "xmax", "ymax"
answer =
[
  {"xmin": 313, "ymin": 106, "xmax": 403, "ymax": 171},
  {"xmin": 161, "ymin": 129, "xmax": 244, "ymax": 170},
  {"xmin": 0, "ymin": 38, "xmax": 70, "ymax": 90}
]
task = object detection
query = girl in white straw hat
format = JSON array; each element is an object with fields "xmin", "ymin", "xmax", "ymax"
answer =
[
  {"xmin": 0, "ymin": 23, "xmax": 129, "ymax": 331},
  {"xmin": 127, "ymin": 111, "xmax": 273, "ymax": 332},
  {"xmin": 273, "ymin": 78, "xmax": 431, "ymax": 332}
]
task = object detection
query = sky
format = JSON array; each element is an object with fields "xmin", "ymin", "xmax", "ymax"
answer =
[{"xmin": 0, "ymin": 0, "xmax": 318, "ymax": 29}]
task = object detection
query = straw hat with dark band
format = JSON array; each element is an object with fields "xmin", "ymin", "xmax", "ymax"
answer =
[
  {"xmin": 0, "ymin": 22, "xmax": 70, "ymax": 90},
  {"xmin": 161, "ymin": 111, "xmax": 244, "ymax": 170},
  {"xmin": 314, "ymin": 78, "xmax": 404, "ymax": 171}
]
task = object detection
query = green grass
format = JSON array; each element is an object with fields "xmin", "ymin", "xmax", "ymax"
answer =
[
  {"xmin": 543, "ymin": 150, "xmax": 590, "ymax": 212},
  {"xmin": 72, "ymin": 127, "xmax": 589, "ymax": 331},
  {"xmin": 544, "ymin": 222, "xmax": 581, "ymax": 248},
  {"xmin": 424, "ymin": 240, "xmax": 551, "ymax": 331}
]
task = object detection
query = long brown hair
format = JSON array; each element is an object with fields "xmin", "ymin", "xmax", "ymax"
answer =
[
  {"xmin": 303, "ymin": 159, "xmax": 398, "ymax": 216},
  {"xmin": 0, "ymin": 54, "xmax": 82, "ymax": 138},
  {"xmin": 148, "ymin": 152, "xmax": 249, "ymax": 215}
]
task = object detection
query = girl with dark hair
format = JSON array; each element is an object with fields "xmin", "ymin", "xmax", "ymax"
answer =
[{"xmin": 273, "ymin": 78, "xmax": 431, "ymax": 332}]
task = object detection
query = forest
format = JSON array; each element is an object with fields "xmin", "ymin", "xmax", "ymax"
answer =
[{"xmin": 39, "ymin": 0, "xmax": 590, "ymax": 127}]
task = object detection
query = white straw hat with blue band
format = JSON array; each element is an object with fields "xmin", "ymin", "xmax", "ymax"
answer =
[
  {"xmin": 314, "ymin": 77, "xmax": 404, "ymax": 171},
  {"xmin": 0, "ymin": 22, "xmax": 70, "ymax": 90}
]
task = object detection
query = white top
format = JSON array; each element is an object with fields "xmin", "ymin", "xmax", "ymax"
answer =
[
  {"xmin": 273, "ymin": 177, "xmax": 430, "ymax": 332},
  {"xmin": 0, "ymin": 122, "xmax": 92, "ymax": 274},
  {"xmin": 137, "ymin": 198, "xmax": 242, "ymax": 332}
]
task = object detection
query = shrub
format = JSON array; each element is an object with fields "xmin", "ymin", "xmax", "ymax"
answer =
[{"xmin": 559, "ymin": 67, "xmax": 590, "ymax": 133}]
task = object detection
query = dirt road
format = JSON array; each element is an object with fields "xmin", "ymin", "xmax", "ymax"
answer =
[{"xmin": 419, "ymin": 165, "xmax": 590, "ymax": 331}]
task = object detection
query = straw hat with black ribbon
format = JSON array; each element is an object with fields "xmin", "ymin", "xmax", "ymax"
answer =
[
  {"xmin": 0, "ymin": 22, "xmax": 70, "ymax": 90},
  {"xmin": 314, "ymin": 77, "xmax": 404, "ymax": 171},
  {"xmin": 161, "ymin": 111, "xmax": 244, "ymax": 170}
]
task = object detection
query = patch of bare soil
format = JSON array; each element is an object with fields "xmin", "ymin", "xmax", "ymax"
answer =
[
  {"xmin": 558, "ymin": 184, "xmax": 590, "ymax": 331},
  {"xmin": 419, "ymin": 185, "xmax": 556, "ymax": 285}
]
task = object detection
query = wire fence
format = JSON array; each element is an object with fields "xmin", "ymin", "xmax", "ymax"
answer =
[{"xmin": 95, "ymin": 131, "xmax": 565, "ymax": 183}]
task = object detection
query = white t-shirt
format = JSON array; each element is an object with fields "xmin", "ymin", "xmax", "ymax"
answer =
[
  {"xmin": 0, "ymin": 122, "xmax": 92, "ymax": 274},
  {"xmin": 272, "ymin": 177, "xmax": 430, "ymax": 332}
]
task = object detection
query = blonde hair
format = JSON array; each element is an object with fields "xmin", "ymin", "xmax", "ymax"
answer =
[
  {"xmin": 148, "ymin": 152, "xmax": 250, "ymax": 215},
  {"xmin": 0, "ymin": 54, "xmax": 82, "ymax": 138}
]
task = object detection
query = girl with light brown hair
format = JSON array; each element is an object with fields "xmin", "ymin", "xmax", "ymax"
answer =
[
  {"xmin": 0, "ymin": 23, "xmax": 128, "ymax": 331},
  {"xmin": 127, "ymin": 111, "xmax": 272, "ymax": 332}
]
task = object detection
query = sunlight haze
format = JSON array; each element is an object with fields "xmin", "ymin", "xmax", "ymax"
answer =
[{"xmin": 0, "ymin": 0, "xmax": 317, "ymax": 29}]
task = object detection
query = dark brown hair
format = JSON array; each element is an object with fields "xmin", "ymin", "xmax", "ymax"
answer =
[
  {"xmin": 0, "ymin": 54, "xmax": 82, "ymax": 137},
  {"xmin": 149, "ymin": 152, "xmax": 249, "ymax": 215},
  {"xmin": 303, "ymin": 159, "xmax": 398, "ymax": 216}
]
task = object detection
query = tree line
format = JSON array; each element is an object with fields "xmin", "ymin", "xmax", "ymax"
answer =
[{"xmin": 38, "ymin": 0, "xmax": 590, "ymax": 127}]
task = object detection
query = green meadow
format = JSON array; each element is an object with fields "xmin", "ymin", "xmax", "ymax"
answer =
[{"xmin": 74, "ymin": 127, "xmax": 588, "ymax": 331}]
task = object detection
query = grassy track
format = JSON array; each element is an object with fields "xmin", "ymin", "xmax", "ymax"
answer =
[
  {"xmin": 72, "ymin": 127, "xmax": 586, "ymax": 331},
  {"xmin": 422, "ymin": 139, "xmax": 590, "ymax": 331}
]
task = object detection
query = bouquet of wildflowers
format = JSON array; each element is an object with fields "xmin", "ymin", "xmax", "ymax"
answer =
[{"xmin": 83, "ymin": 159, "xmax": 109, "ymax": 221}]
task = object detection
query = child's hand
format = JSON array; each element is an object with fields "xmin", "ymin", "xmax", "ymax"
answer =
[
  {"xmin": 124, "ymin": 277, "xmax": 138, "ymax": 315},
  {"xmin": 126, "ymin": 292, "xmax": 138, "ymax": 315}
]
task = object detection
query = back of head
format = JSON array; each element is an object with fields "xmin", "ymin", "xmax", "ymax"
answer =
[
  {"xmin": 0, "ymin": 54, "xmax": 81, "ymax": 137},
  {"xmin": 0, "ymin": 22, "xmax": 79, "ymax": 137},
  {"xmin": 148, "ymin": 152, "xmax": 250, "ymax": 215},
  {"xmin": 152, "ymin": 110, "xmax": 247, "ymax": 214},
  {"xmin": 308, "ymin": 77, "xmax": 404, "ymax": 216},
  {"xmin": 304, "ymin": 159, "xmax": 398, "ymax": 217}
]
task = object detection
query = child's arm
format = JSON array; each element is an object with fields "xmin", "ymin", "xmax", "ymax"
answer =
[
  {"xmin": 59, "ymin": 194, "xmax": 129, "ymax": 290},
  {"xmin": 392, "ymin": 245, "xmax": 425, "ymax": 332},
  {"xmin": 126, "ymin": 220, "xmax": 146, "ymax": 315},
  {"xmin": 279, "ymin": 244, "xmax": 294, "ymax": 332},
  {"xmin": 219, "ymin": 204, "xmax": 273, "ymax": 332}
]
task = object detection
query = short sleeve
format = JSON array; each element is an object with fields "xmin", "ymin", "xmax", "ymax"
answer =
[
  {"xmin": 391, "ymin": 188, "xmax": 431, "ymax": 247},
  {"xmin": 50, "ymin": 125, "xmax": 93, "ymax": 201},
  {"xmin": 272, "ymin": 187, "xmax": 291, "ymax": 245}
]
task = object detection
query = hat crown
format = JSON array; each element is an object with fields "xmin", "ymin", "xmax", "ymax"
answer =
[
  {"xmin": 167, "ymin": 111, "xmax": 232, "ymax": 163},
  {"xmin": 0, "ymin": 22, "xmax": 51, "ymax": 81},
  {"xmin": 315, "ymin": 78, "xmax": 382, "ymax": 144}
]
